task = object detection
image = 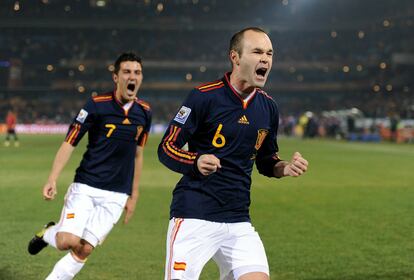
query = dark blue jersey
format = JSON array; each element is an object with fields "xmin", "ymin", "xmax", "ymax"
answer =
[
  {"xmin": 158, "ymin": 73, "xmax": 281, "ymax": 223},
  {"xmin": 65, "ymin": 92, "xmax": 152, "ymax": 195}
]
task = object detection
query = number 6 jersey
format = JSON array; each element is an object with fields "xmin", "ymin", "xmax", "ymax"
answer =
[
  {"xmin": 65, "ymin": 92, "xmax": 152, "ymax": 195},
  {"xmin": 158, "ymin": 72, "xmax": 281, "ymax": 223}
]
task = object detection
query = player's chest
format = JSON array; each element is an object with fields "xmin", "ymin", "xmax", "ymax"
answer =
[
  {"xmin": 96, "ymin": 110, "xmax": 145, "ymax": 141},
  {"xmin": 202, "ymin": 104, "xmax": 271, "ymax": 146}
]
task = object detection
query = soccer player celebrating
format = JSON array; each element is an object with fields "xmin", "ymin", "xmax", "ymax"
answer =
[
  {"xmin": 158, "ymin": 27, "xmax": 308, "ymax": 280},
  {"xmin": 28, "ymin": 52, "xmax": 152, "ymax": 280}
]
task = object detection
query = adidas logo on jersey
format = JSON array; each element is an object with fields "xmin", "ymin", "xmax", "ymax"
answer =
[{"xmin": 238, "ymin": 115, "xmax": 249, "ymax": 125}]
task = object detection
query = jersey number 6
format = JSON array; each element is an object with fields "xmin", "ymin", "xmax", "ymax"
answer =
[{"xmin": 212, "ymin": 123, "xmax": 226, "ymax": 148}]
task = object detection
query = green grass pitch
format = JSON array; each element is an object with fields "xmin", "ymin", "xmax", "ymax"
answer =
[{"xmin": 0, "ymin": 134, "xmax": 413, "ymax": 279}]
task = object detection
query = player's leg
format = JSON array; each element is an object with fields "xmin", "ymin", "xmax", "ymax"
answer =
[
  {"xmin": 12, "ymin": 130, "xmax": 19, "ymax": 147},
  {"xmin": 45, "ymin": 225, "xmax": 95, "ymax": 279},
  {"xmin": 28, "ymin": 183, "xmax": 93, "ymax": 254},
  {"xmin": 213, "ymin": 222, "xmax": 269, "ymax": 280},
  {"xmin": 164, "ymin": 218, "xmax": 226, "ymax": 280},
  {"xmin": 4, "ymin": 131, "xmax": 10, "ymax": 147},
  {"xmin": 238, "ymin": 272, "xmax": 269, "ymax": 280},
  {"xmin": 27, "ymin": 221, "xmax": 56, "ymax": 254},
  {"xmin": 30, "ymin": 183, "xmax": 94, "ymax": 280},
  {"xmin": 45, "ymin": 234, "xmax": 94, "ymax": 280},
  {"xmin": 45, "ymin": 250, "xmax": 87, "ymax": 280},
  {"xmin": 50, "ymin": 183, "xmax": 95, "ymax": 250},
  {"xmin": 81, "ymin": 184, "xmax": 129, "ymax": 248},
  {"xmin": 51, "ymin": 184, "xmax": 128, "ymax": 280}
]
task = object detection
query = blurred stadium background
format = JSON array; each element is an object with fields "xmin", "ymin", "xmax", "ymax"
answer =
[
  {"xmin": 1, "ymin": 0, "xmax": 413, "ymax": 142},
  {"xmin": 1, "ymin": 1, "xmax": 414, "ymax": 280}
]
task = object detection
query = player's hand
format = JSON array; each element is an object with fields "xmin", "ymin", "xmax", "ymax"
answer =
[
  {"xmin": 283, "ymin": 152, "xmax": 308, "ymax": 177},
  {"xmin": 43, "ymin": 181, "xmax": 57, "ymax": 200},
  {"xmin": 123, "ymin": 196, "xmax": 137, "ymax": 224},
  {"xmin": 197, "ymin": 154, "xmax": 221, "ymax": 176}
]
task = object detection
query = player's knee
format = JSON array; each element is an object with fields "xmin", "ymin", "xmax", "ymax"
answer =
[
  {"xmin": 80, "ymin": 243, "xmax": 94, "ymax": 257},
  {"xmin": 55, "ymin": 232, "xmax": 80, "ymax": 251},
  {"xmin": 238, "ymin": 272, "xmax": 269, "ymax": 280},
  {"xmin": 73, "ymin": 240, "xmax": 94, "ymax": 259}
]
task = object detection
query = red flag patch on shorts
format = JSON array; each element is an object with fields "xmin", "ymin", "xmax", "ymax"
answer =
[
  {"xmin": 173, "ymin": 262, "xmax": 186, "ymax": 271},
  {"xmin": 66, "ymin": 213, "xmax": 75, "ymax": 219}
]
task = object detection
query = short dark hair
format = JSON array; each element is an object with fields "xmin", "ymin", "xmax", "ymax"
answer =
[
  {"xmin": 113, "ymin": 52, "xmax": 142, "ymax": 74},
  {"xmin": 229, "ymin": 27, "xmax": 268, "ymax": 57}
]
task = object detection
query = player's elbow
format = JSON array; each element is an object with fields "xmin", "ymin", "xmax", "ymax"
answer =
[
  {"xmin": 256, "ymin": 162, "xmax": 274, "ymax": 178},
  {"xmin": 256, "ymin": 158, "xmax": 279, "ymax": 178},
  {"xmin": 157, "ymin": 142, "xmax": 196, "ymax": 176},
  {"xmin": 157, "ymin": 143, "xmax": 168, "ymax": 166},
  {"xmin": 157, "ymin": 142, "xmax": 176, "ymax": 170}
]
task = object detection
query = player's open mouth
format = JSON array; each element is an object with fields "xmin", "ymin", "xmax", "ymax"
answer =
[
  {"xmin": 127, "ymin": 83, "xmax": 135, "ymax": 92},
  {"xmin": 255, "ymin": 67, "xmax": 267, "ymax": 79}
]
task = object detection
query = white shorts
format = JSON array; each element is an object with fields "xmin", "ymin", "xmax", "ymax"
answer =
[
  {"xmin": 56, "ymin": 183, "xmax": 128, "ymax": 247},
  {"xmin": 165, "ymin": 218, "xmax": 269, "ymax": 280}
]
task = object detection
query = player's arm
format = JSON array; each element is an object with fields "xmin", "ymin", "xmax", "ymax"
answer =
[
  {"xmin": 124, "ymin": 146, "xmax": 144, "ymax": 224},
  {"xmin": 257, "ymin": 140, "xmax": 309, "ymax": 178},
  {"xmin": 255, "ymin": 103, "xmax": 284, "ymax": 178},
  {"xmin": 43, "ymin": 142, "xmax": 75, "ymax": 200},
  {"xmin": 158, "ymin": 124, "xmax": 199, "ymax": 175},
  {"xmin": 158, "ymin": 89, "xmax": 207, "ymax": 176},
  {"xmin": 43, "ymin": 98, "xmax": 96, "ymax": 200},
  {"xmin": 272, "ymin": 152, "xmax": 308, "ymax": 178},
  {"xmin": 255, "ymin": 108, "xmax": 308, "ymax": 178}
]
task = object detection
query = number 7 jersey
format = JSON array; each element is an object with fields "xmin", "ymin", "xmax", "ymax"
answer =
[
  {"xmin": 65, "ymin": 92, "xmax": 152, "ymax": 195},
  {"xmin": 158, "ymin": 72, "xmax": 282, "ymax": 223}
]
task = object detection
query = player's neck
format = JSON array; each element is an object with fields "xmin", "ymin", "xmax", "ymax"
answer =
[
  {"xmin": 229, "ymin": 73, "xmax": 255, "ymax": 99},
  {"xmin": 115, "ymin": 90, "xmax": 133, "ymax": 105}
]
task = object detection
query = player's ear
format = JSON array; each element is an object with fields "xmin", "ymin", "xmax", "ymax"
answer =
[
  {"xmin": 112, "ymin": 73, "xmax": 118, "ymax": 83},
  {"xmin": 230, "ymin": 50, "xmax": 240, "ymax": 66}
]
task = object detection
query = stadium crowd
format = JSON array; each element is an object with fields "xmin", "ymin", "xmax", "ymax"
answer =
[{"xmin": 1, "ymin": 0, "xmax": 413, "ymax": 140}]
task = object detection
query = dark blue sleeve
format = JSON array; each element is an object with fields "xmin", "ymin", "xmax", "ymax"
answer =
[
  {"xmin": 255, "ymin": 101, "xmax": 282, "ymax": 177},
  {"xmin": 158, "ymin": 89, "xmax": 205, "ymax": 175},
  {"xmin": 65, "ymin": 98, "xmax": 96, "ymax": 146},
  {"xmin": 138, "ymin": 108, "xmax": 152, "ymax": 147}
]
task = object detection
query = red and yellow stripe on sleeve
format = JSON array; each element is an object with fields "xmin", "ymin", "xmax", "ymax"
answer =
[
  {"xmin": 65, "ymin": 124, "xmax": 81, "ymax": 145},
  {"xmin": 93, "ymin": 95, "xmax": 112, "ymax": 103},
  {"xmin": 136, "ymin": 99, "xmax": 151, "ymax": 111},
  {"xmin": 197, "ymin": 81, "xmax": 224, "ymax": 92},
  {"xmin": 162, "ymin": 125, "xmax": 197, "ymax": 164}
]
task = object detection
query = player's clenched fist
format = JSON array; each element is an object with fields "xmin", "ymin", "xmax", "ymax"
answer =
[
  {"xmin": 197, "ymin": 154, "xmax": 222, "ymax": 176},
  {"xmin": 284, "ymin": 152, "xmax": 308, "ymax": 177}
]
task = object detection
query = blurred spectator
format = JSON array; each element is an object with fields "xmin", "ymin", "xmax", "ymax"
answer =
[
  {"xmin": 0, "ymin": 0, "xmax": 412, "ymax": 128},
  {"xmin": 4, "ymin": 109, "xmax": 19, "ymax": 147}
]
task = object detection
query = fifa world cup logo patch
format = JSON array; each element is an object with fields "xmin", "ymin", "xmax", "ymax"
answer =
[
  {"xmin": 174, "ymin": 106, "xmax": 191, "ymax": 124},
  {"xmin": 76, "ymin": 109, "xmax": 88, "ymax": 123},
  {"xmin": 173, "ymin": 261, "xmax": 186, "ymax": 271}
]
